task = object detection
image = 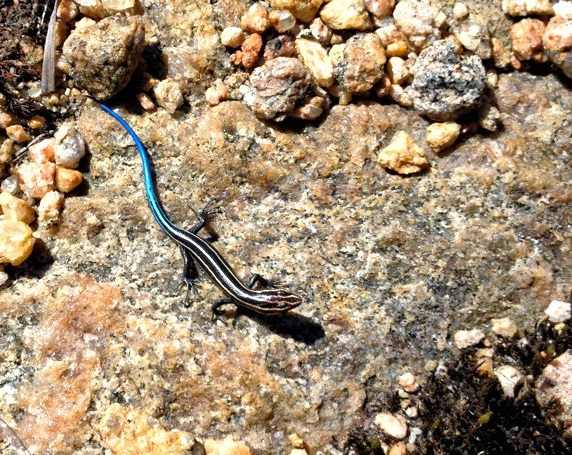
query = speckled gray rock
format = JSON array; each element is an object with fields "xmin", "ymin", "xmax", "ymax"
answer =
[
  {"xmin": 407, "ymin": 40, "xmax": 486, "ymax": 121},
  {"xmin": 242, "ymin": 57, "xmax": 312, "ymax": 121},
  {"xmin": 62, "ymin": 15, "xmax": 145, "ymax": 100}
]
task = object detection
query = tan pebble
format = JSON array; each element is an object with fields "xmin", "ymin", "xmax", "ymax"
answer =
[
  {"xmin": 38, "ymin": 190, "xmax": 64, "ymax": 226},
  {"xmin": 389, "ymin": 84, "xmax": 413, "ymax": 107},
  {"xmin": 511, "ymin": 19, "xmax": 546, "ymax": 62},
  {"xmin": 220, "ymin": 26, "xmax": 246, "ymax": 48},
  {"xmin": 393, "ymin": 0, "xmax": 441, "ymax": 50},
  {"xmin": 18, "ymin": 161, "xmax": 56, "ymax": 199},
  {"xmin": 542, "ymin": 14, "xmax": 572, "ymax": 78},
  {"xmin": 374, "ymin": 412, "xmax": 408, "ymax": 440},
  {"xmin": 374, "ymin": 74, "xmax": 392, "ymax": 98},
  {"xmin": 28, "ymin": 137, "xmax": 56, "ymax": 164},
  {"xmin": 296, "ymin": 38, "xmax": 334, "ymax": 87},
  {"xmin": 545, "ymin": 300, "xmax": 571, "ymax": 323},
  {"xmin": 454, "ymin": 328, "xmax": 485, "ymax": 349},
  {"xmin": 28, "ymin": 115, "xmax": 47, "ymax": 130},
  {"xmin": 290, "ymin": 449, "xmax": 308, "ymax": 455},
  {"xmin": 502, "ymin": 0, "xmax": 554, "ymax": 16},
  {"xmin": 137, "ymin": 92, "xmax": 155, "ymax": 111},
  {"xmin": 476, "ymin": 357, "xmax": 494, "ymax": 377},
  {"xmin": 387, "ymin": 56, "xmax": 409, "ymax": 84},
  {"xmin": 309, "ymin": 18, "xmax": 332, "ymax": 45},
  {"xmin": 0, "ymin": 220, "xmax": 35, "ymax": 265},
  {"xmin": 364, "ymin": 0, "xmax": 395, "ymax": 18},
  {"xmin": 290, "ymin": 96, "xmax": 325, "ymax": 120},
  {"xmin": 0, "ymin": 139, "xmax": 15, "ymax": 164},
  {"xmin": 6, "ymin": 125, "xmax": 31, "ymax": 143},
  {"xmin": 453, "ymin": 2, "xmax": 469, "ymax": 20},
  {"xmin": 378, "ymin": 131, "xmax": 428, "ymax": 174},
  {"xmin": 241, "ymin": 33, "xmax": 264, "ymax": 69},
  {"xmin": 398, "ymin": 372, "xmax": 420, "ymax": 393},
  {"xmin": 388, "ymin": 441, "xmax": 407, "ymax": 455},
  {"xmin": 494, "ymin": 364, "xmax": 523, "ymax": 398},
  {"xmin": 405, "ymin": 406, "xmax": 418, "ymax": 418},
  {"xmin": 55, "ymin": 166, "xmax": 83, "ymax": 193},
  {"xmin": 491, "ymin": 317, "xmax": 518, "ymax": 338},
  {"xmin": 491, "ymin": 37, "xmax": 512, "ymax": 69},
  {"xmin": 0, "ymin": 192, "xmax": 35, "ymax": 224},
  {"xmin": 386, "ymin": 40, "xmax": 409, "ymax": 57},
  {"xmin": 376, "ymin": 23, "xmax": 408, "ymax": 48},
  {"xmin": 268, "ymin": 0, "xmax": 324, "ymax": 23},
  {"xmin": 269, "ymin": 9, "xmax": 297, "ymax": 33},
  {"xmin": 153, "ymin": 78, "xmax": 184, "ymax": 114},
  {"xmin": 425, "ymin": 122, "xmax": 461, "ymax": 152},
  {"xmin": 0, "ymin": 112, "xmax": 14, "ymax": 130},
  {"xmin": 57, "ymin": 0, "xmax": 79, "ymax": 22},
  {"xmin": 205, "ymin": 80, "xmax": 230, "ymax": 106},
  {"xmin": 241, "ymin": 3, "xmax": 270, "ymax": 34},
  {"xmin": 204, "ymin": 435, "xmax": 252, "ymax": 455},
  {"xmin": 288, "ymin": 433, "xmax": 305, "ymax": 449},
  {"xmin": 320, "ymin": 0, "xmax": 373, "ymax": 30}
]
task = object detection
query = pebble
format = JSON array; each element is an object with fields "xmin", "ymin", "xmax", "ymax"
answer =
[
  {"xmin": 452, "ymin": 18, "xmax": 492, "ymax": 60},
  {"xmin": 389, "ymin": 82, "xmax": 414, "ymax": 105},
  {"xmin": 241, "ymin": 3, "xmax": 270, "ymax": 34},
  {"xmin": 407, "ymin": 39, "xmax": 486, "ymax": 121},
  {"xmin": 491, "ymin": 317, "xmax": 518, "ymax": 338},
  {"xmin": 288, "ymin": 433, "xmax": 305, "ymax": 449},
  {"xmin": 364, "ymin": 0, "xmax": 395, "ymax": 18},
  {"xmin": 204, "ymin": 435, "xmax": 252, "ymax": 455},
  {"xmin": 205, "ymin": 80, "xmax": 230, "ymax": 106},
  {"xmin": 491, "ymin": 38, "xmax": 512, "ymax": 69},
  {"xmin": 501, "ymin": 0, "xmax": 554, "ymax": 16},
  {"xmin": 289, "ymin": 450, "xmax": 308, "ymax": 455},
  {"xmin": 454, "ymin": 328, "xmax": 485, "ymax": 349},
  {"xmin": 0, "ymin": 176, "xmax": 20, "ymax": 195},
  {"xmin": 387, "ymin": 56, "xmax": 409, "ymax": 84},
  {"xmin": 511, "ymin": 19, "xmax": 546, "ymax": 62},
  {"xmin": 453, "ymin": 2, "xmax": 469, "ymax": 20},
  {"xmin": 0, "ymin": 220, "xmax": 35, "ymax": 266},
  {"xmin": 29, "ymin": 137, "xmax": 56, "ymax": 164},
  {"xmin": 296, "ymin": 38, "xmax": 334, "ymax": 88},
  {"xmin": 264, "ymin": 35, "xmax": 295, "ymax": 60},
  {"xmin": 544, "ymin": 300, "xmax": 571, "ymax": 323},
  {"xmin": 377, "ymin": 131, "xmax": 428, "ymax": 174},
  {"xmin": 0, "ymin": 192, "xmax": 35, "ymax": 224},
  {"xmin": 17, "ymin": 161, "xmax": 56, "ymax": 199},
  {"xmin": 137, "ymin": 92, "xmax": 156, "ymax": 111},
  {"xmin": 0, "ymin": 139, "xmax": 15, "ymax": 164},
  {"xmin": 76, "ymin": 0, "xmax": 138, "ymax": 19},
  {"xmin": 374, "ymin": 412, "xmax": 408, "ymax": 440},
  {"xmin": 398, "ymin": 372, "xmax": 420, "ymax": 393},
  {"xmin": 543, "ymin": 14, "xmax": 572, "ymax": 78},
  {"xmin": 393, "ymin": 0, "xmax": 441, "ymax": 50},
  {"xmin": 291, "ymin": 96, "xmax": 326, "ymax": 120},
  {"xmin": 57, "ymin": 0, "xmax": 79, "ymax": 22},
  {"xmin": 388, "ymin": 441, "xmax": 407, "ymax": 455},
  {"xmin": 309, "ymin": 18, "xmax": 332, "ymax": 45},
  {"xmin": 6, "ymin": 125, "xmax": 32, "ymax": 143},
  {"xmin": 331, "ymin": 33, "xmax": 386, "ymax": 92},
  {"xmin": 269, "ymin": 9, "xmax": 297, "ymax": 33},
  {"xmin": 386, "ymin": 40, "xmax": 409, "ymax": 57},
  {"xmin": 269, "ymin": 0, "xmax": 323, "ymax": 23},
  {"xmin": 494, "ymin": 364, "xmax": 523, "ymax": 398},
  {"xmin": 241, "ymin": 33, "xmax": 264, "ymax": 69},
  {"xmin": 242, "ymin": 57, "xmax": 312, "ymax": 121},
  {"xmin": 28, "ymin": 115, "xmax": 47, "ymax": 130},
  {"xmin": 55, "ymin": 166, "xmax": 83, "ymax": 193},
  {"xmin": 37, "ymin": 190, "xmax": 64, "ymax": 227},
  {"xmin": 478, "ymin": 104, "xmax": 502, "ymax": 132},
  {"xmin": 153, "ymin": 78, "xmax": 184, "ymax": 114},
  {"xmin": 62, "ymin": 15, "xmax": 145, "ymax": 100},
  {"xmin": 0, "ymin": 112, "xmax": 14, "ymax": 129},
  {"xmin": 220, "ymin": 27, "xmax": 246, "ymax": 48},
  {"xmin": 425, "ymin": 121, "xmax": 461, "ymax": 152},
  {"xmin": 536, "ymin": 350, "xmax": 572, "ymax": 438},
  {"xmin": 54, "ymin": 123, "xmax": 86, "ymax": 169},
  {"xmin": 320, "ymin": 0, "xmax": 373, "ymax": 31}
]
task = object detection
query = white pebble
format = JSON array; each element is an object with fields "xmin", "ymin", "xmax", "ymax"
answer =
[
  {"xmin": 494, "ymin": 364, "xmax": 523, "ymax": 398},
  {"xmin": 374, "ymin": 412, "xmax": 408, "ymax": 439},
  {"xmin": 545, "ymin": 300, "xmax": 571, "ymax": 323},
  {"xmin": 54, "ymin": 122, "xmax": 85, "ymax": 169},
  {"xmin": 454, "ymin": 328, "xmax": 485, "ymax": 349}
]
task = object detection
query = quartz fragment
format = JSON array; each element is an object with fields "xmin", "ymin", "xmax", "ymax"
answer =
[
  {"xmin": 377, "ymin": 131, "xmax": 428, "ymax": 174},
  {"xmin": 511, "ymin": 19, "xmax": 546, "ymax": 62},
  {"xmin": 29, "ymin": 137, "xmax": 56, "ymax": 164},
  {"xmin": 454, "ymin": 328, "xmax": 485, "ymax": 349},
  {"xmin": 0, "ymin": 192, "xmax": 35, "ymax": 224},
  {"xmin": 6, "ymin": 125, "xmax": 31, "ymax": 143},
  {"xmin": 0, "ymin": 220, "xmax": 35, "ymax": 265},
  {"xmin": 364, "ymin": 0, "xmax": 395, "ymax": 18},
  {"xmin": 54, "ymin": 122, "xmax": 85, "ymax": 169},
  {"xmin": 153, "ymin": 78, "xmax": 184, "ymax": 114},
  {"xmin": 495, "ymin": 364, "xmax": 523, "ymax": 398},
  {"xmin": 320, "ymin": 0, "xmax": 373, "ymax": 31},
  {"xmin": 501, "ymin": 0, "xmax": 554, "ymax": 16},
  {"xmin": 55, "ymin": 166, "xmax": 83, "ymax": 193},
  {"xmin": 491, "ymin": 317, "xmax": 518, "ymax": 338},
  {"xmin": 38, "ymin": 190, "xmax": 64, "ymax": 227},
  {"xmin": 296, "ymin": 38, "xmax": 334, "ymax": 87},
  {"xmin": 269, "ymin": 0, "xmax": 323, "ymax": 22},
  {"xmin": 220, "ymin": 27, "xmax": 245, "ymax": 48},
  {"xmin": 544, "ymin": 300, "xmax": 571, "ymax": 323},
  {"xmin": 18, "ymin": 161, "xmax": 56, "ymax": 199},
  {"xmin": 241, "ymin": 3, "xmax": 270, "ymax": 34},
  {"xmin": 269, "ymin": 9, "xmax": 297, "ymax": 33},
  {"xmin": 204, "ymin": 435, "xmax": 252, "ymax": 455},
  {"xmin": 374, "ymin": 412, "xmax": 408, "ymax": 440},
  {"xmin": 393, "ymin": 0, "xmax": 440, "ymax": 50},
  {"xmin": 543, "ymin": 14, "xmax": 572, "ymax": 78},
  {"xmin": 425, "ymin": 121, "xmax": 461, "ymax": 152}
]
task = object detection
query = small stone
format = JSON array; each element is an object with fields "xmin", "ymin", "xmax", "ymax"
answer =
[
  {"xmin": 377, "ymin": 131, "xmax": 428, "ymax": 174},
  {"xmin": 454, "ymin": 328, "xmax": 485, "ymax": 349},
  {"xmin": 393, "ymin": 0, "xmax": 441, "ymax": 50},
  {"xmin": 477, "ymin": 104, "xmax": 502, "ymax": 132},
  {"xmin": 241, "ymin": 3, "xmax": 270, "ymax": 34},
  {"xmin": 55, "ymin": 166, "xmax": 83, "ymax": 193},
  {"xmin": 153, "ymin": 78, "xmax": 184, "ymax": 114},
  {"xmin": 374, "ymin": 412, "xmax": 408, "ymax": 440},
  {"xmin": 290, "ymin": 96, "xmax": 325, "ymax": 120},
  {"xmin": 331, "ymin": 33, "xmax": 386, "ymax": 92},
  {"xmin": 205, "ymin": 80, "xmax": 230, "ymax": 106},
  {"xmin": 28, "ymin": 115, "xmax": 47, "ymax": 130},
  {"xmin": 220, "ymin": 27, "xmax": 246, "ymax": 48},
  {"xmin": 495, "ymin": 364, "xmax": 523, "ymax": 398},
  {"xmin": 543, "ymin": 14, "xmax": 572, "ymax": 78},
  {"xmin": 29, "ymin": 137, "xmax": 56, "ymax": 164},
  {"xmin": 425, "ymin": 121, "xmax": 461, "ymax": 152},
  {"xmin": 309, "ymin": 18, "xmax": 332, "ymax": 45},
  {"xmin": 501, "ymin": 0, "xmax": 554, "ymax": 16},
  {"xmin": 0, "ymin": 112, "xmax": 14, "ymax": 129},
  {"xmin": 269, "ymin": 9, "xmax": 297, "ymax": 33},
  {"xmin": 0, "ymin": 192, "xmax": 35, "ymax": 224},
  {"xmin": 57, "ymin": 0, "xmax": 79, "ymax": 22},
  {"xmin": 452, "ymin": 19, "xmax": 492, "ymax": 60},
  {"xmin": 387, "ymin": 56, "xmax": 409, "ymax": 84},
  {"xmin": 137, "ymin": 92, "xmax": 155, "ymax": 111},
  {"xmin": 386, "ymin": 41, "xmax": 409, "ymax": 57},
  {"xmin": 364, "ymin": 0, "xmax": 395, "ymax": 18},
  {"xmin": 0, "ymin": 139, "xmax": 15, "ymax": 164},
  {"xmin": 242, "ymin": 57, "xmax": 312, "ymax": 121},
  {"xmin": 545, "ymin": 300, "xmax": 571, "ymax": 323},
  {"xmin": 0, "ymin": 269, "xmax": 7, "ymax": 286},
  {"xmin": 320, "ymin": 0, "xmax": 373, "ymax": 31},
  {"xmin": 536, "ymin": 350, "xmax": 572, "ymax": 438},
  {"xmin": 54, "ymin": 122, "xmax": 85, "ymax": 169},
  {"xmin": 268, "ymin": 0, "xmax": 324, "ymax": 23},
  {"xmin": 76, "ymin": 0, "xmax": 138, "ymax": 19},
  {"xmin": 1, "ymin": 176, "xmax": 20, "ymax": 195},
  {"xmin": 511, "ymin": 19, "xmax": 546, "ymax": 62},
  {"xmin": 492, "ymin": 38, "xmax": 512, "ymax": 69},
  {"xmin": 405, "ymin": 406, "xmax": 418, "ymax": 418},
  {"xmin": 375, "ymin": 22, "xmax": 407, "ymax": 48},
  {"xmin": 398, "ymin": 372, "xmax": 420, "ymax": 393},
  {"xmin": 0, "ymin": 220, "xmax": 35, "ymax": 265},
  {"xmin": 18, "ymin": 161, "xmax": 56, "ymax": 199},
  {"xmin": 390, "ymin": 83, "xmax": 413, "ymax": 105},
  {"xmin": 264, "ymin": 35, "xmax": 295, "ymax": 60},
  {"xmin": 289, "ymin": 450, "xmax": 308, "ymax": 455},
  {"xmin": 296, "ymin": 38, "xmax": 334, "ymax": 88},
  {"xmin": 288, "ymin": 433, "xmax": 305, "ymax": 449},
  {"xmin": 204, "ymin": 435, "xmax": 252, "ymax": 455},
  {"xmin": 37, "ymin": 190, "xmax": 64, "ymax": 226},
  {"xmin": 6, "ymin": 125, "xmax": 32, "ymax": 143},
  {"xmin": 241, "ymin": 33, "xmax": 264, "ymax": 69},
  {"xmin": 453, "ymin": 2, "xmax": 469, "ymax": 20},
  {"xmin": 491, "ymin": 317, "xmax": 518, "ymax": 338},
  {"xmin": 388, "ymin": 441, "xmax": 407, "ymax": 455},
  {"xmin": 476, "ymin": 357, "xmax": 494, "ymax": 376}
]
